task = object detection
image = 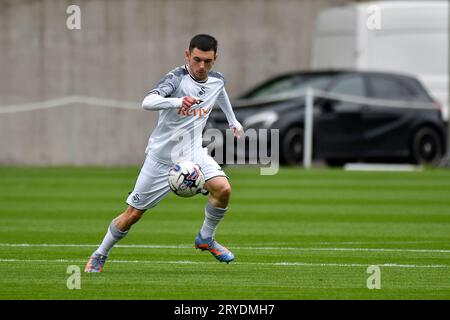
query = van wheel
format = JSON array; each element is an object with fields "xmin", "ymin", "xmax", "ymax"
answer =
[
  {"xmin": 411, "ymin": 127, "xmax": 442, "ymax": 165},
  {"xmin": 281, "ymin": 127, "xmax": 303, "ymax": 165}
]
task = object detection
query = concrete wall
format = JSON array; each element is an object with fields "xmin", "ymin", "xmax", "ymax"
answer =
[{"xmin": 0, "ymin": 0, "xmax": 348, "ymax": 165}]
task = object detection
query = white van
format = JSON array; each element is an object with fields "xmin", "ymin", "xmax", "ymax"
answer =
[{"xmin": 311, "ymin": 1, "xmax": 449, "ymax": 120}]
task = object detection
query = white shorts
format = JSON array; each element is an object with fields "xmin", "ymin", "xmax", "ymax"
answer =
[{"xmin": 126, "ymin": 149, "xmax": 228, "ymax": 210}]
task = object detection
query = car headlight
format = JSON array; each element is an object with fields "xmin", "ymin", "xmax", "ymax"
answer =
[{"xmin": 243, "ymin": 111, "xmax": 279, "ymax": 129}]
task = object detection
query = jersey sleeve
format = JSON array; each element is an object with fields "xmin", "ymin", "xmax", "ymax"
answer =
[
  {"xmin": 147, "ymin": 67, "xmax": 185, "ymax": 97},
  {"xmin": 216, "ymin": 88, "xmax": 243, "ymax": 131},
  {"xmin": 148, "ymin": 74, "xmax": 178, "ymax": 97},
  {"xmin": 142, "ymin": 94, "xmax": 183, "ymax": 110}
]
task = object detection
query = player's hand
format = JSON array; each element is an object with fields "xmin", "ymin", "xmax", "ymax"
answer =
[
  {"xmin": 230, "ymin": 123, "xmax": 244, "ymax": 139},
  {"xmin": 182, "ymin": 96, "xmax": 197, "ymax": 109}
]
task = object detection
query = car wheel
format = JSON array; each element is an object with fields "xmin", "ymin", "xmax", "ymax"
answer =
[
  {"xmin": 411, "ymin": 127, "xmax": 443, "ymax": 165},
  {"xmin": 281, "ymin": 126, "xmax": 303, "ymax": 165}
]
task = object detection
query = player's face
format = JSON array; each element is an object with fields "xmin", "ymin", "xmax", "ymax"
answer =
[{"xmin": 185, "ymin": 48, "xmax": 216, "ymax": 81}]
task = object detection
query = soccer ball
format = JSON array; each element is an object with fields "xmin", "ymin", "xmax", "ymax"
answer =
[{"xmin": 168, "ymin": 160, "xmax": 205, "ymax": 197}]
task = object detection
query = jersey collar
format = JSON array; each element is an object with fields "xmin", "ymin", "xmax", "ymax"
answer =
[{"xmin": 185, "ymin": 64, "xmax": 208, "ymax": 83}]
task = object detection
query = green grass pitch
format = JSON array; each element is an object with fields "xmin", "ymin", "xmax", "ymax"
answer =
[{"xmin": 0, "ymin": 166, "xmax": 449, "ymax": 299}]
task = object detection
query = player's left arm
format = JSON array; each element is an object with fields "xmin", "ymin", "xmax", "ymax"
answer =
[{"xmin": 216, "ymin": 88, "xmax": 244, "ymax": 138}]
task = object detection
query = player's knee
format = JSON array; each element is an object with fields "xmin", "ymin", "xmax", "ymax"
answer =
[{"xmin": 216, "ymin": 184, "xmax": 231, "ymax": 202}]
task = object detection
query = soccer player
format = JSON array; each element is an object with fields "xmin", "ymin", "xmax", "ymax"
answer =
[{"xmin": 85, "ymin": 34, "xmax": 244, "ymax": 272}]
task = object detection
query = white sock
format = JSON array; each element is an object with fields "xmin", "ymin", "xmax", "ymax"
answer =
[
  {"xmin": 200, "ymin": 202, "xmax": 227, "ymax": 239},
  {"xmin": 94, "ymin": 221, "xmax": 128, "ymax": 257}
]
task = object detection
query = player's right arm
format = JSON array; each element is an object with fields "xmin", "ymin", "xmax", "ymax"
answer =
[{"xmin": 142, "ymin": 94, "xmax": 197, "ymax": 111}]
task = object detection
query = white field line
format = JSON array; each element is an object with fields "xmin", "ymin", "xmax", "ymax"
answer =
[
  {"xmin": 0, "ymin": 258, "xmax": 448, "ymax": 269},
  {"xmin": 0, "ymin": 243, "xmax": 449, "ymax": 254},
  {"xmin": 317, "ymin": 241, "xmax": 450, "ymax": 245}
]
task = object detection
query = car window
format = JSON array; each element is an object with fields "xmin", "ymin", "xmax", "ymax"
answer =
[
  {"xmin": 398, "ymin": 77, "xmax": 434, "ymax": 102},
  {"xmin": 368, "ymin": 76, "xmax": 416, "ymax": 100},
  {"xmin": 329, "ymin": 75, "xmax": 366, "ymax": 97},
  {"xmin": 245, "ymin": 76, "xmax": 303, "ymax": 98},
  {"xmin": 243, "ymin": 75, "xmax": 332, "ymax": 99}
]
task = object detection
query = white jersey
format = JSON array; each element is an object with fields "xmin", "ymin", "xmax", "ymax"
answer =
[{"xmin": 142, "ymin": 64, "xmax": 241, "ymax": 165}]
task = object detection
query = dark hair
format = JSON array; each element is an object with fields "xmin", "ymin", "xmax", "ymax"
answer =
[{"xmin": 189, "ymin": 34, "xmax": 218, "ymax": 53}]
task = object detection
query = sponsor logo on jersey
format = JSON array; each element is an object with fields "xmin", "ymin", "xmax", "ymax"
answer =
[{"xmin": 177, "ymin": 106, "xmax": 211, "ymax": 117}]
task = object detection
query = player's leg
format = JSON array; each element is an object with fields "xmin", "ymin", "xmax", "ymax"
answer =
[
  {"xmin": 85, "ymin": 156, "xmax": 171, "ymax": 273},
  {"xmin": 114, "ymin": 205, "xmax": 145, "ymax": 231},
  {"xmin": 200, "ymin": 176, "xmax": 231, "ymax": 238},
  {"xmin": 94, "ymin": 205, "xmax": 145, "ymax": 257},
  {"xmin": 194, "ymin": 153, "xmax": 235, "ymax": 263},
  {"xmin": 84, "ymin": 205, "xmax": 145, "ymax": 273}
]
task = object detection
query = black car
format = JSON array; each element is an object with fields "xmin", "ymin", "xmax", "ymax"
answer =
[{"xmin": 207, "ymin": 70, "xmax": 447, "ymax": 166}]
